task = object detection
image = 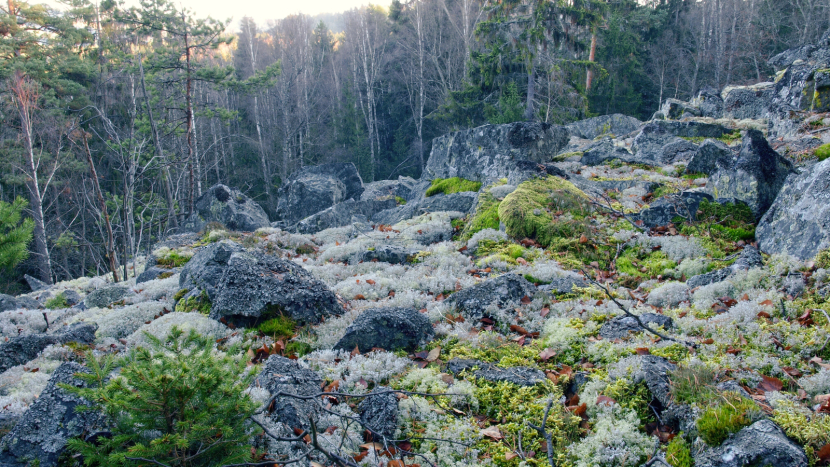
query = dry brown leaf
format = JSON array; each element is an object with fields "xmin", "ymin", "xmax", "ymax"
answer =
[
  {"xmin": 426, "ymin": 347, "xmax": 441, "ymax": 362},
  {"xmin": 481, "ymin": 425, "xmax": 503, "ymax": 440}
]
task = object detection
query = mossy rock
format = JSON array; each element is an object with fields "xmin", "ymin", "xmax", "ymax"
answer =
[
  {"xmin": 460, "ymin": 191, "xmax": 501, "ymax": 240},
  {"xmin": 425, "ymin": 177, "xmax": 482, "ymax": 197}
]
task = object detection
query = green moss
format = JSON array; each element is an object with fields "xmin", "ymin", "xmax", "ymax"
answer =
[
  {"xmin": 617, "ymin": 249, "xmax": 676, "ymax": 279},
  {"xmin": 682, "ymin": 172, "xmax": 708, "ymax": 180},
  {"xmin": 295, "ymin": 244, "xmax": 316, "ymax": 255},
  {"xmin": 696, "ymin": 392, "xmax": 758, "ymax": 446},
  {"xmin": 553, "ymin": 151, "xmax": 583, "ymax": 162},
  {"xmin": 772, "ymin": 399, "xmax": 830, "ymax": 465},
  {"xmin": 156, "ymin": 250, "xmax": 192, "ymax": 268},
  {"xmin": 523, "ymin": 274, "xmax": 550, "ymax": 285},
  {"xmin": 285, "ymin": 341, "xmax": 312, "ymax": 358},
  {"xmin": 665, "ymin": 436, "xmax": 694, "ymax": 467},
  {"xmin": 44, "ymin": 292, "xmax": 69, "ymax": 310},
  {"xmin": 652, "ymin": 184, "xmax": 680, "ymax": 199},
  {"xmin": 815, "ymin": 143, "xmax": 830, "ymax": 161},
  {"xmin": 602, "ymin": 378, "xmax": 654, "ymax": 423},
  {"xmin": 395, "ymin": 196, "xmax": 407, "ymax": 205},
  {"xmin": 173, "ymin": 288, "xmax": 188, "ymax": 302},
  {"xmin": 461, "ymin": 191, "xmax": 501, "ymax": 240},
  {"xmin": 425, "ymin": 177, "xmax": 482, "ymax": 197},
  {"xmin": 257, "ymin": 315, "xmax": 296, "ymax": 340},
  {"xmin": 158, "ymin": 271, "xmax": 174, "ymax": 280},
  {"xmin": 174, "ymin": 291, "xmax": 211, "ymax": 314},
  {"xmin": 669, "ymin": 364, "xmax": 717, "ymax": 405},
  {"xmin": 677, "ymin": 199, "xmax": 756, "ymax": 244},
  {"xmin": 815, "ymin": 247, "xmax": 830, "ymax": 269}
]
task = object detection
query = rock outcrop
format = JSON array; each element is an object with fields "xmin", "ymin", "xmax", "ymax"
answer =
[
  {"xmin": 179, "ymin": 241, "xmax": 246, "ymax": 300},
  {"xmin": 694, "ymin": 419, "xmax": 808, "ymax": 467},
  {"xmin": 334, "ymin": 307, "xmax": 433, "ymax": 353},
  {"xmin": 84, "ymin": 285, "xmax": 132, "ymax": 308},
  {"xmin": 565, "ymin": 114, "xmax": 642, "ymax": 140},
  {"xmin": 274, "ymin": 163, "xmax": 364, "ymax": 226},
  {"xmin": 0, "ymin": 323, "xmax": 97, "ymax": 373},
  {"xmin": 449, "ymin": 273, "xmax": 537, "ymax": 322},
  {"xmin": 253, "ymin": 355, "xmax": 323, "ymax": 431},
  {"xmin": 183, "ymin": 184, "xmax": 270, "ymax": 233}
]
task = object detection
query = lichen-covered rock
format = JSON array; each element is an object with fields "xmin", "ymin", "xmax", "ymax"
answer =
[
  {"xmin": 507, "ymin": 160, "xmax": 571, "ymax": 186},
  {"xmin": 275, "ymin": 163, "xmax": 364, "ymax": 226},
  {"xmin": 446, "ymin": 358, "xmax": 546, "ymax": 387},
  {"xmin": 295, "ymin": 198, "xmax": 396, "ymax": 234},
  {"xmin": 0, "ymin": 362, "xmax": 105, "ymax": 467},
  {"xmin": 425, "ymin": 122, "xmax": 569, "ymax": 183},
  {"xmin": 694, "ymin": 419, "xmax": 808, "ymax": 467},
  {"xmin": 565, "ymin": 114, "xmax": 642, "ymax": 140},
  {"xmin": 449, "ymin": 273, "xmax": 537, "ymax": 322},
  {"xmin": 634, "ymin": 191, "xmax": 714, "ymax": 228},
  {"xmin": 357, "ymin": 245, "xmax": 413, "ymax": 264},
  {"xmin": 361, "ymin": 176, "xmax": 419, "ymax": 202},
  {"xmin": 580, "ymin": 137, "xmax": 647, "ymax": 166},
  {"xmin": 661, "ymin": 98, "xmax": 702, "ymax": 119},
  {"xmin": 599, "ymin": 313, "xmax": 673, "ymax": 340},
  {"xmin": 253, "ymin": 355, "xmax": 323, "ymax": 431},
  {"xmin": 537, "ymin": 277, "xmax": 588, "ymax": 295},
  {"xmin": 0, "ymin": 294, "xmax": 39, "ymax": 312},
  {"xmin": 687, "ymin": 139, "xmax": 734, "ymax": 175},
  {"xmin": 136, "ymin": 266, "xmax": 179, "ymax": 284},
  {"xmin": 179, "ymin": 241, "xmax": 245, "ymax": 300},
  {"xmin": 692, "ymin": 87, "xmax": 724, "ymax": 118},
  {"xmin": 660, "ymin": 139, "xmax": 699, "ymax": 165},
  {"xmin": 183, "ymin": 184, "xmax": 270, "ymax": 232},
  {"xmin": 706, "ymin": 130, "xmax": 795, "ymax": 218},
  {"xmin": 632, "ymin": 121, "xmax": 732, "ymax": 165},
  {"xmin": 687, "ymin": 246, "xmax": 763, "ymax": 288},
  {"xmin": 638, "ymin": 355, "xmax": 676, "ymax": 408},
  {"xmin": 0, "ymin": 323, "xmax": 97, "ymax": 373},
  {"xmin": 334, "ymin": 307, "xmax": 433, "ymax": 353},
  {"xmin": 83, "ymin": 285, "xmax": 131, "ymax": 308},
  {"xmin": 757, "ymin": 158, "xmax": 830, "ymax": 260},
  {"xmin": 24, "ymin": 275, "xmax": 48, "ymax": 293},
  {"xmin": 359, "ymin": 387, "xmax": 399, "ymax": 441},
  {"xmin": 418, "ymin": 191, "xmax": 478, "ymax": 215},
  {"xmin": 210, "ymin": 251, "xmax": 343, "ymax": 325}
]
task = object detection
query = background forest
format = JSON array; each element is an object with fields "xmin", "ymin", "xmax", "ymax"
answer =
[{"xmin": 1, "ymin": 0, "xmax": 828, "ymax": 291}]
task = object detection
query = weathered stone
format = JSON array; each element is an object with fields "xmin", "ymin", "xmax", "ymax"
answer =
[
  {"xmin": 59, "ymin": 290, "xmax": 82, "ymax": 307},
  {"xmin": 24, "ymin": 275, "xmax": 48, "ymax": 293},
  {"xmin": 357, "ymin": 245, "xmax": 413, "ymax": 265},
  {"xmin": 183, "ymin": 184, "xmax": 270, "ymax": 232},
  {"xmin": 295, "ymin": 198, "xmax": 397, "ymax": 234},
  {"xmin": 0, "ymin": 362, "xmax": 105, "ymax": 467},
  {"xmin": 638, "ymin": 355, "xmax": 676, "ymax": 408},
  {"xmin": 359, "ymin": 387, "xmax": 399, "ymax": 441},
  {"xmin": 661, "ymin": 98, "xmax": 702, "ymax": 119},
  {"xmin": 722, "ymin": 83, "xmax": 776, "ymax": 120},
  {"xmin": 565, "ymin": 114, "xmax": 642, "ymax": 140},
  {"xmin": 0, "ymin": 294, "xmax": 39, "ymax": 312},
  {"xmin": 179, "ymin": 241, "xmax": 245, "ymax": 300},
  {"xmin": 537, "ymin": 277, "xmax": 588, "ymax": 295},
  {"xmin": 660, "ymin": 139, "xmax": 699, "ymax": 165},
  {"xmin": 137, "ymin": 266, "xmax": 179, "ymax": 284},
  {"xmin": 425, "ymin": 122, "xmax": 569, "ymax": 183},
  {"xmin": 418, "ymin": 192, "xmax": 478, "ymax": 214},
  {"xmin": 449, "ymin": 273, "xmax": 537, "ymax": 322},
  {"xmin": 687, "ymin": 246, "xmax": 763, "ymax": 288},
  {"xmin": 707, "ymin": 130, "xmax": 795, "ymax": 218},
  {"xmin": 693, "ymin": 87, "xmax": 725, "ymax": 118},
  {"xmin": 687, "ymin": 139, "xmax": 734, "ymax": 175},
  {"xmin": 694, "ymin": 419, "xmax": 808, "ymax": 467},
  {"xmin": 507, "ymin": 160, "xmax": 571, "ymax": 185},
  {"xmin": 334, "ymin": 307, "xmax": 433, "ymax": 353},
  {"xmin": 0, "ymin": 323, "xmax": 97, "ymax": 373},
  {"xmin": 210, "ymin": 251, "xmax": 344, "ymax": 326},
  {"xmin": 599, "ymin": 313, "xmax": 673, "ymax": 340},
  {"xmin": 446, "ymin": 358, "xmax": 546, "ymax": 387},
  {"xmin": 253, "ymin": 355, "xmax": 323, "ymax": 431},
  {"xmin": 275, "ymin": 163, "xmax": 364, "ymax": 226},
  {"xmin": 757, "ymin": 158, "xmax": 830, "ymax": 260},
  {"xmin": 580, "ymin": 137, "xmax": 648, "ymax": 166},
  {"xmin": 84, "ymin": 285, "xmax": 131, "ymax": 308},
  {"xmin": 361, "ymin": 176, "xmax": 418, "ymax": 202},
  {"xmin": 634, "ymin": 191, "xmax": 714, "ymax": 228}
]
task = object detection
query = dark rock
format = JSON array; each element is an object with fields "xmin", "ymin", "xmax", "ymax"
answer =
[
  {"xmin": 418, "ymin": 192, "xmax": 478, "ymax": 214},
  {"xmin": 768, "ymin": 45, "xmax": 817, "ymax": 70},
  {"xmin": 445, "ymin": 358, "xmax": 546, "ymax": 387},
  {"xmin": 359, "ymin": 387, "xmax": 399, "ymax": 441},
  {"xmin": 694, "ymin": 87, "xmax": 725, "ymax": 118},
  {"xmin": 0, "ymin": 323, "xmax": 97, "ymax": 373},
  {"xmin": 634, "ymin": 191, "xmax": 714, "ymax": 229},
  {"xmin": 660, "ymin": 139, "xmax": 699, "ymax": 165},
  {"xmin": 183, "ymin": 184, "xmax": 270, "ymax": 233},
  {"xmin": 537, "ymin": 277, "xmax": 588, "ymax": 295},
  {"xmin": 24, "ymin": 274, "xmax": 48, "ymax": 292},
  {"xmin": 599, "ymin": 313, "xmax": 673, "ymax": 340},
  {"xmin": 60, "ymin": 290, "xmax": 81, "ymax": 307},
  {"xmin": 580, "ymin": 137, "xmax": 648, "ymax": 167},
  {"xmin": 716, "ymin": 380, "xmax": 752, "ymax": 399},
  {"xmin": 449, "ymin": 273, "xmax": 537, "ymax": 322},
  {"xmin": 275, "ymin": 163, "xmax": 364, "ymax": 226},
  {"xmin": 757, "ymin": 158, "xmax": 830, "ymax": 260},
  {"xmin": 0, "ymin": 362, "xmax": 105, "ymax": 467},
  {"xmin": 687, "ymin": 140, "xmax": 735, "ymax": 175},
  {"xmin": 0, "ymin": 294, "xmax": 39, "ymax": 312},
  {"xmin": 295, "ymin": 198, "xmax": 397, "ymax": 234},
  {"xmin": 446, "ymin": 359, "xmax": 484, "ymax": 374},
  {"xmin": 662, "ymin": 404, "xmax": 698, "ymax": 438},
  {"xmin": 361, "ymin": 177, "xmax": 418, "ymax": 202},
  {"xmin": 425, "ymin": 122, "xmax": 569, "ymax": 183},
  {"xmin": 84, "ymin": 286, "xmax": 131, "ymax": 308},
  {"xmin": 334, "ymin": 307, "xmax": 433, "ymax": 353},
  {"xmin": 694, "ymin": 419, "xmax": 808, "ymax": 467},
  {"xmin": 565, "ymin": 114, "xmax": 642, "ymax": 140},
  {"xmin": 722, "ymin": 83, "xmax": 776, "ymax": 120},
  {"xmin": 372, "ymin": 204, "xmax": 417, "ymax": 226},
  {"xmin": 179, "ymin": 241, "xmax": 246, "ymax": 300},
  {"xmin": 211, "ymin": 251, "xmax": 344, "ymax": 326},
  {"xmin": 639, "ymin": 355, "xmax": 676, "ymax": 408},
  {"xmin": 707, "ymin": 130, "xmax": 795, "ymax": 218},
  {"xmin": 686, "ymin": 268, "xmax": 732, "ymax": 289},
  {"xmin": 507, "ymin": 160, "xmax": 570, "ymax": 186},
  {"xmin": 136, "ymin": 266, "xmax": 180, "ymax": 284},
  {"xmin": 661, "ymin": 98, "xmax": 702, "ymax": 119},
  {"xmin": 253, "ymin": 355, "xmax": 322, "ymax": 431},
  {"xmin": 687, "ymin": 246, "xmax": 763, "ymax": 288},
  {"xmin": 357, "ymin": 245, "xmax": 413, "ymax": 265},
  {"xmin": 152, "ymin": 232, "xmax": 201, "ymax": 251}
]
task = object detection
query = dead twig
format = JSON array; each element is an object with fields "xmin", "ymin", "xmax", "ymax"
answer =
[{"xmin": 526, "ymin": 398, "xmax": 557, "ymax": 467}]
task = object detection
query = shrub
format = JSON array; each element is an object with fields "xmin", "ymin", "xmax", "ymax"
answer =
[
  {"xmin": 64, "ymin": 328, "xmax": 259, "ymax": 466},
  {"xmin": 814, "ymin": 143, "xmax": 830, "ymax": 161},
  {"xmin": 425, "ymin": 177, "xmax": 482, "ymax": 197},
  {"xmin": 681, "ymin": 200, "xmax": 756, "ymax": 242},
  {"xmin": 696, "ymin": 392, "xmax": 758, "ymax": 446}
]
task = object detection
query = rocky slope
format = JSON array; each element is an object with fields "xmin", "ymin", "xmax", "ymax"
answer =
[{"xmin": 3, "ymin": 42, "xmax": 830, "ymax": 467}]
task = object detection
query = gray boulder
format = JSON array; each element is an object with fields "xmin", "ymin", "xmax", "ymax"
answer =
[
  {"xmin": 24, "ymin": 274, "xmax": 49, "ymax": 292},
  {"xmin": 211, "ymin": 251, "xmax": 343, "ymax": 326},
  {"xmin": 693, "ymin": 87, "xmax": 725, "ymax": 118},
  {"xmin": 424, "ymin": 122, "xmax": 569, "ymax": 183},
  {"xmin": 446, "ymin": 359, "xmax": 546, "ymax": 387},
  {"xmin": 0, "ymin": 362, "xmax": 105, "ymax": 467},
  {"xmin": 707, "ymin": 130, "xmax": 795, "ymax": 218},
  {"xmin": 136, "ymin": 266, "xmax": 179, "ymax": 284},
  {"xmin": 357, "ymin": 245, "xmax": 413, "ymax": 265},
  {"xmin": 537, "ymin": 277, "xmax": 588, "ymax": 295},
  {"xmin": 757, "ymin": 158, "xmax": 830, "ymax": 260},
  {"xmin": 687, "ymin": 139, "xmax": 734, "ymax": 175},
  {"xmin": 565, "ymin": 114, "xmax": 642, "ymax": 140},
  {"xmin": 634, "ymin": 192, "xmax": 714, "ymax": 229},
  {"xmin": 334, "ymin": 307, "xmax": 433, "ymax": 353},
  {"xmin": 179, "ymin": 241, "xmax": 245, "ymax": 300},
  {"xmin": 599, "ymin": 313, "xmax": 673, "ymax": 340},
  {"xmin": 660, "ymin": 139, "xmax": 699, "ymax": 165},
  {"xmin": 418, "ymin": 192, "xmax": 478, "ymax": 214},
  {"xmin": 639, "ymin": 355, "xmax": 676, "ymax": 408},
  {"xmin": 295, "ymin": 198, "xmax": 397, "ymax": 234},
  {"xmin": 253, "ymin": 355, "xmax": 322, "ymax": 431},
  {"xmin": 661, "ymin": 98, "xmax": 702, "ymax": 119},
  {"xmin": 581, "ymin": 137, "xmax": 648, "ymax": 167},
  {"xmin": 449, "ymin": 273, "xmax": 537, "ymax": 322},
  {"xmin": 722, "ymin": 83, "xmax": 776, "ymax": 121},
  {"xmin": 687, "ymin": 246, "xmax": 763, "ymax": 288},
  {"xmin": 0, "ymin": 294, "xmax": 39, "ymax": 312},
  {"xmin": 84, "ymin": 285, "xmax": 131, "ymax": 308},
  {"xmin": 694, "ymin": 419, "xmax": 807, "ymax": 467},
  {"xmin": 275, "ymin": 163, "xmax": 364, "ymax": 226},
  {"xmin": 183, "ymin": 184, "xmax": 270, "ymax": 233},
  {"xmin": 0, "ymin": 323, "xmax": 97, "ymax": 373},
  {"xmin": 507, "ymin": 160, "xmax": 571, "ymax": 186},
  {"xmin": 361, "ymin": 177, "xmax": 419, "ymax": 202},
  {"xmin": 359, "ymin": 387, "xmax": 399, "ymax": 442}
]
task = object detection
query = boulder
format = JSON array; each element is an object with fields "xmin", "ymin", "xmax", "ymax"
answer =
[
  {"xmin": 537, "ymin": 277, "xmax": 588, "ymax": 295},
  {"xmin": 424, "ymin": 122, "xmax": 569, "ymax": 183},
  {"xmin": 599, "ymin": 313, "xmax": 673, "ymax": 340},
  {"xmin": 253, "ymin": 355, "xmax": 323, "ymax": 431},
  {"xmin": 446, "ymin": 359, "xmax": 546, "ymax": 387},
  {"xmin": 661, "ymin": 98, "xmax": 702, "ymax": 119},
  {"xmin": 692, "ymin": 87, "xmax": 725, "ymax": 118},
  {"xmin": 136, "ymin": 266, "xmax": 179, "ymax": 284},
  {"xmin": 565, "ymin": 114, "xmax": 642, "ymax": 140},
  {"xmin": 183, "ymin": 184, "xmax": 270, "ymax": 232},
  {"xmin": 334, "ymin": 307, "xmax": 433, "ymax": 353},
  {"xmin": 660, "ymin": 139, "xmax": 699, "ymax": 165},
  {"xmin": 0, "ymin": 294, "xmax": 39, "ymax": 312},
  {"xmin": 634, "ymin": 192, "xmax": 714, "ymax": 229},
  {"xmin": 210, "ymin": 251, "xmax": 343, "ymax": 326},
  {"xmin": 448, "ymin": 273, "xmax": 537, "ymax": 322},
  {"xmin": 507, "ymin": 160, "xmax": 571, "ymax": 186},
  {"xmin": 59, "ymin": 290, "xmax": 81, "ymax": 307},
  {"xmin": 361, "ymin": 176, "xmax": 419, "ymax": 202},
  {"xmin": 638, "ymin": 355, "xmax": 676, "ymax": 408},
  {"xmin": 295, "ymin": 198, "xmax": 397, "ymax": 234},
  {"xmin": 0, "ymin": 362, "xmax": 105, "ymax": 467},
  {"xmin": 687, "ymin": 246, "xmax": 763, "ymax": 288},
  {"xmin": 275, "ymin": 163, "xmax": 364, "ymax": 226},
  {"xmin": 84, "ymin": 285, "xmax": 131, "ymax": 308},
  {"xmin": 359, "ymin": 387, "xmax": 399, "ymax": 441},
  {"xmin": 0, "ymin": 323, "xmax": 97, "ymax": 373},
  {"xmin": 24, "ymin": 274, "xmax": 49, "ymax": 292},
  {"xmin": 694, "ymin": 419, "xmax": 808, "ymax": 467},
  {"xmin": 686, "ymin": 139, "xmax": 734, "ymax": 175},
  {"xmin": 179, "ymin": 241, "xmax": 245, "ymax": 300},
  {"xmin": 706, "ymin": 130, "xmax": 795, "ymax": 218},
  {"xmin": 357, "ymin": 245, "xmax": 413, "ymax": 265},
  {"xmin": 631, "ymin": 122, "xmax": 726, "ymax": 165},
  {"xmin": 757, "ymin": 158, "xmax": 830, "ymax": 260},
  {"xmin": 580, "ymin": 137, "xmax": 648, "ymax": 167},
  {"xmin": 417, "ymin": 192, "xmax": 478, "ymax": 214}
]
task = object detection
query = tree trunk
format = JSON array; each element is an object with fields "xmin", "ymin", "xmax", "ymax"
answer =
[
  {"xmin": 82, "ymin": 134, "xmax": 120, "ymax": 283},
  {"xmin": 183, "ymin": 13, "xmax": 195, "ymax": 217},
  {"xmin": 524, "ymin": 58, "xmax": 536, "ymax": 121},
  {"xmin": 586, "ymin": 31, "xmax": 597, "ymax": 91}
]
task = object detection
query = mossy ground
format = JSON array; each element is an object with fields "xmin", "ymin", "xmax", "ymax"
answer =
[
  {"xmin": 174, "ymin": 290, "xmax": 211, "ymax": 314},
  {"xmin": 44, "ymin": 292, "xmax": 69, "ymax": 309},
  {"xmin": 425, "ymin": 177, "xmax": 482, "ymax": 197}
]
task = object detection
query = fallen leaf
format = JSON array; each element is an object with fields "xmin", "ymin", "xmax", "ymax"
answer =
[
  {"xmin": 539, "ymin": 348, "xmax": 557, "ymax": 361},
  {"xmin": 505, "ymin": 452, "xmax": 518, "ymax": 460},
  {"xmin": 510, "ymin": 324, "xmax": 529, "ymax": 335},
  {"xmin": 783, "ymin": 367, "xmax": 803, "ymax": 377},
  {"xmin": 757, "ymin": 311, "xmax": 771, "ymax": 319},
  {"xmin": 350, "ymin": 345, "xmax": 361, "ymax": 358},
  {"xmin": 635, "ymin": 347, "xmax": 651, "ymax": 356},
  {"xmin": 354, "ymin": 294, "xmax": 366, "ymax": 300},
  {"xmin": 426, "ymin": 347, "xmax": 441, "ymax": 362},
  {"xmin": 540, "ymin": 307, "xmax": 550, "ymax": 317},
  {"xmin": 388, "ymin": 460, "xmax": 406, "ymax": 467},
  {"xmin": 818, "ymin": 444, "xmax": 830, "ymax": 462},
  {"xmin": 579, "ymin": 234, "xmax": 588, "ymax": 244},
  {"xmin": 760, "ymin": 299, "xmax": 774, "ymax": 306},
  {"xmin": 757, "ymin": 375, "xmax": 784, "ymax": 393},
  {"xmin": 596, "ymin": 395, "xmax": 616, "ymax": 406},
  {"xmin": 520, "ymin": 295, "xmax": 532, "ymax": 304},
  {"xmin": 701, "ymin": 338, "xmax": 715, "ymax": 345},
  {"xmin": 481, "ymin": 425, "xmax": 503, "ymax": 440},
  {"xmin": 366, "ymin": 279, "xmax": 376, "ymax": 285}
]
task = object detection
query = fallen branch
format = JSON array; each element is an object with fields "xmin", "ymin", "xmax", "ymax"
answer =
[{"xmin": 526, "ymin": 398, "xmax": 556, "ymax": 467}]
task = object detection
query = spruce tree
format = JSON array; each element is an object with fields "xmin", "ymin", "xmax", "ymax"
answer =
[{"xmin": 0, "ymin": 197, "xmax": 34, "ymax": 272}]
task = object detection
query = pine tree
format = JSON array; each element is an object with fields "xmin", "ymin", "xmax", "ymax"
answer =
[{"xmin": 0, "ymin": 197, "xmax": 34, "ymax": 272}]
